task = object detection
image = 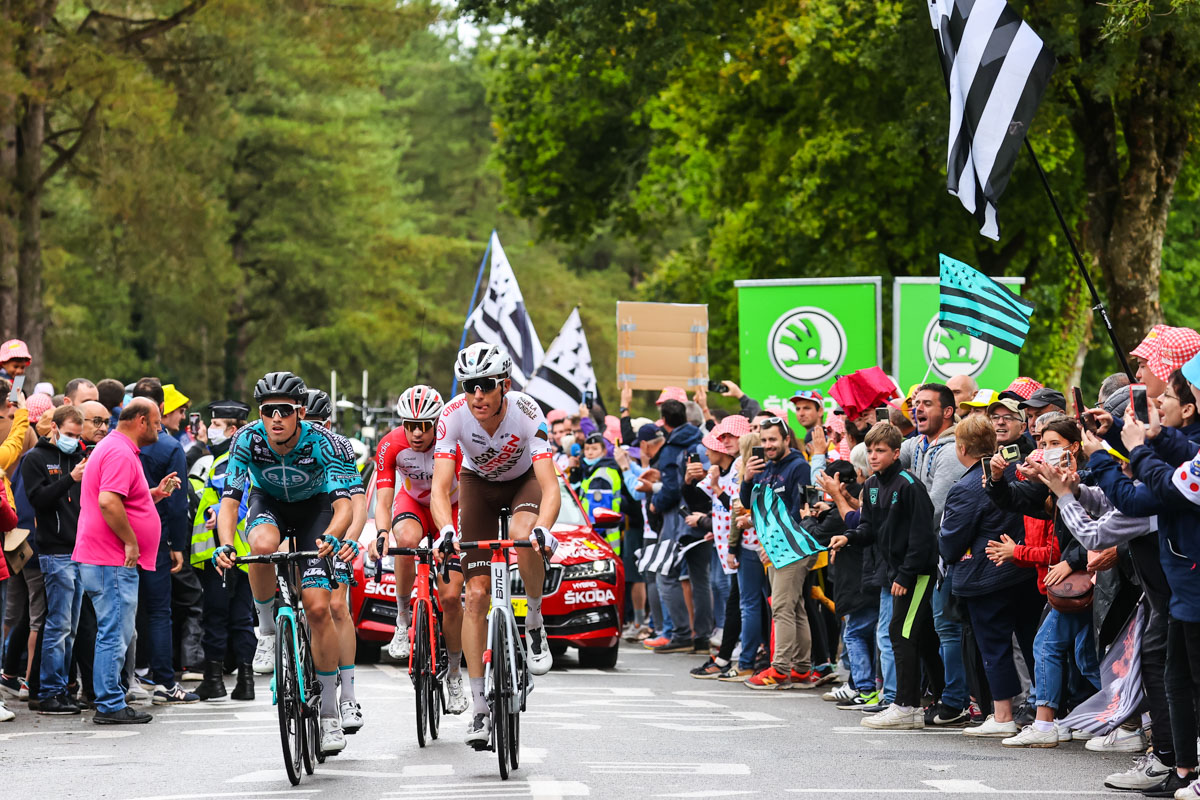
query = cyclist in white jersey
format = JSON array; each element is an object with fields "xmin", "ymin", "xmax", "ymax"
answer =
[{"xmin": 430, "ymin": 343, "xmax": 561, "ymax": 748}]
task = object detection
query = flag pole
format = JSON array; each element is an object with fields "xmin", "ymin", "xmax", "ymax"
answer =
[
  {"xmin": 454, "ymin": 229, "xmax": 495, "ymax": 394},
  {"xmin": 1020, "ymin": 139, "xmax": 1136, "ymax": 381}
]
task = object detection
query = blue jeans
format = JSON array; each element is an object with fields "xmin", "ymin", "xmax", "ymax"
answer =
[
  {"xmin": 38, "ymin": 555, "xmax": 83, "ymax": 700},
  {"xmin": 138, "ymin": 542, "xmax": 176, "ymax": 688},
  {"xmin": 843, "ymin": 607, "xmax": 879, "ymax": 694},
  {"xmin": 710, "ymin": 547, "xmax": 730, "ymax": 631},
  {"xmin": 876, "ymin": 588, "xmax": 897, "ymax": 704},
  {"xmin": 658, "ymin": 539, "xmax": 714, "ymax": 642},
  {"xmin": 79, "ymin": 564, "xmax": 139, "ymax": 713},
  {"xmin": 737, "ymin": 548, "xmax": 770, "ymax": 670},
  {"xmin": 933, "ymin": 577, "xmax": 969, "ymax": 709},
  {"xmin": 1034, "ymin": 607, "xmax": 1100, "ymax": 711}
]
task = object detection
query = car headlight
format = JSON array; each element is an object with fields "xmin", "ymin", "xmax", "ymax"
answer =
[{"xmin": 563, "ymin": 558, "xmax": 616, "ymax": 583}]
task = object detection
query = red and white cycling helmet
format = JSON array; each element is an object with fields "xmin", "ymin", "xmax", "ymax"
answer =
[{"xmin": 396, "ymin": 384, "xmax": 445, "ymax": 422}]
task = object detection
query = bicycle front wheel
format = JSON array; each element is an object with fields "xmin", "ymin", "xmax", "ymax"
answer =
[
  {"xmin": 298, "ymin": 622, "xmax": 320, "ymax": 774},
  {"xmin": 413, "ymin": 603, "xmax": 428, "ymax": 748},
  {"xmin": 492, "ymin": 621, "xmax": 510, "ymax": 780},
  {"xmin": 275, "ymin": 617, "xmax": 304, "ymax": 786}
]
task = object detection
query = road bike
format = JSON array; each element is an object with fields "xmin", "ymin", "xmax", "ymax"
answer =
[
  {"xmin": 452, "ymin": 510, "xmax": 549, "ymax": 780},
  {"xmin": 374, "ymin": 538, "xmax": 448, "ymax": 747},
  {"xmin": 229, "ymin": 542, "xmax": 338, "ymax": 786}
]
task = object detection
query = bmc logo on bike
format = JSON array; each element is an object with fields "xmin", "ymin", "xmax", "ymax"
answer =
[{"xmin": 563, "ymin": 587, "xmax": 616, "ymax": 606}]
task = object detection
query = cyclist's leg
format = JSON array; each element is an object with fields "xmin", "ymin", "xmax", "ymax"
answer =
[
  {"xmin": 387, "ymin": 506, "xmax": 426, "ymax": 658},
  {"xmin": 458, "ymin": 472, "xmax": 501, "ymax": 727},
  {"xmin": 507, "ymin": 474, "xmax": 545, "ymax": 628},
  {"xmin": 328, "ymin": 569, "xmax": 357, "ymax": 708},
  {"xmin": 437, "ymin": 502, "xmax": 464, "ymax": 663},
  {"xmin": 290, "ymin": 496, "xmax": 341, "ymax": 721},
  {"xmin": 245, "ymin": 492, "xmax": 283, "ymax": 638}
]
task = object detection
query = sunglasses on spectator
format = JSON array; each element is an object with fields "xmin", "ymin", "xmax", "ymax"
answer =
[
  {"xmin": 260, "ymin": 403, "xmax": 301, "ymax": 419},
  {"xmin": 403, "ymin": 420, "xmax": 434, "ymax": 432},
  {"xmin": 463, "ymin": 377, "xmax": 503, "ymax": 395}
]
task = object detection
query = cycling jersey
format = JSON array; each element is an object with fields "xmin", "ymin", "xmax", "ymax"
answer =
[
  {"xmin": 376, "ymin": 426, "xmax": 460, "ymax": 505},
  {"xmin": 435, "ymin": 391, "xmax": 552, "ymax": 481},
  {"xmin": 223, "ymin": 420, "xmax": 364, "ymax": 504}
]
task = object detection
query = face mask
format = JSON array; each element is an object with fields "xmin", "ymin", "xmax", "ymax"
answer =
[
  {"xmin": 583, "ymin": 455, "xmax": 601, "ymax": 467},
  {"xmin": 56, "ymin": 434, "xmax": 79, "ymax": 454},
  {"xmin": 208, "ymin": 425, "xmax": 229, "ymax": 446}
]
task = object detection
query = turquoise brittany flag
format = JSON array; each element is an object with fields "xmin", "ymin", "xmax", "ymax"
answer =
[{"xmin": 938, "ymin": 253, "xmax": 1034, "ymax": 354}]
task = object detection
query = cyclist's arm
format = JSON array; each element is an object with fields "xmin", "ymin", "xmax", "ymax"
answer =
[
  {"xmin": 430, "ymin": 457, "xmax": 456, "ymax": 534},
  {"xmin": 532, "ymin": 455, "xmax": 561, "ymax": 532},
  {"xmin": 374, "ymin": 432, "xmax": 398, "ymax": 533},
  {"xmin": 215, "ymin": 496, "xmax": 242, "ymax": 549},
  {"xmin": 374, "ymin": 486, "xmax": 395, "ymax": 534},
  {"xmin": 322, "ymin": 495, "xmax": 355, "ymax": 542}
]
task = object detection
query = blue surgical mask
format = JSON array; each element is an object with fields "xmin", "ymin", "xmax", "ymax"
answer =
[
  {"xmin": 56, "ymin": 434, "xmax": 80, "ymax": 454},
  {"xmin": 583, "ymin": 456, "xmax": 601, "ymax": 467}
]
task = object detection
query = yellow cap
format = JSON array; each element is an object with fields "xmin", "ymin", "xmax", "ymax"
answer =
[{"xmin": 162, "ymin": 383, "xmax": 190, "ymax": 415}]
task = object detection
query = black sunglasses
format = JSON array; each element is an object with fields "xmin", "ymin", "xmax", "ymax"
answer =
[
  {"xmin": 462, "ymin": 377, "xmax": 502, "ymax": 395},
  {"xmin": 260, "ymin": 403, "xmax": 300, "ymax": 419},
  {"xmin": 403, "ymin": 420, "xmax": 434, "ymax": 432}
]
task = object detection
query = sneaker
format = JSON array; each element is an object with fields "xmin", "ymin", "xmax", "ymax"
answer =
[
  {"xmin": 1002, "ymin": 724, "xmax": 1059, "ymax": 748},
  {"xmin": 1072, "ymin": 728, "xmax": 1095, "ymax": 741},
  {"xmin": 838, "ymin": 690, "xmax": 879, "ymax": 710},
  {"xmin": 963, "ymin": 714, "xmax": 1019, "ymax": 737},
  {"xmin": 621, "ymin": 623, "xmax": 642, "ymax": 642},
  {"xmin": 0, "ymin": 700, "xmax": 13, "ymax": 722},
  {"xmin": 526, "ymin": 626, "xmax": 553, "ymax": 675},
  {"xmin": 1104, "ymin": 754, "xmax": 1171, "ymax": 791},
  {"xmin": 968, "ymin": 700, "xmax": 985, "ymax": 723},
  {"xmin": 823, "ymin": 683, "xmax": 857, "ymax": 702},
  {"xmin": 319, "ymin": 717, "xmax": 346, "ymax": 753},
  {"xmin": 643, "ymin": 635, "xmax": 670, "ymax": 650},
  {"xmin": 692, "ymin": 637, "xmax": 712, "ymax": 654},
  {"xmin": 634, "ymin": 628, "xmax": 653, "ymax": 642},
  {"xmin": 465, "ymin": 712, "xmax": 491, "ymax": 748},
  {"xmin": 1056, "ymin": 723, "xmax": 1074, "ymax": 743},
  {"xmin": 925, "ymin": 702, "xmax": 970, "ymax": 727},
  {"xmin": 810, "ymin": 665, "xmax": 840, "ymax": 687},
  {"xmin": 94, "ymin": 706, "xmax": 153, "ymax": 725},
  {"xmin": 388, "ymin": 621, "xmax": 410, "ymax": 660},
  {"xmin": 791, "ymin": 670, "xmax": 823, "ymax": 689},
  {"xmin": 1088, "ymin": 725, "xmax": 1149, "ymax": 753},
  {"xmin": 651, "ymin": 639, "xmax": 693, "ymax": 654},
  {"xmin": 153, "ymin": 684, "xmax": 200, "ymax": 705},
  {"xmin": 0, "ymin": 674, "xmax": 20, "ymax": 699},
  {"xmin": 744, "ymin": 666, "xmax": 794, "ymax": 690},
  {"xmin": 861, "ymin": 699, "xmax": 891, "ymax": 713},
  {"xmin": 340, "ymin": 701, "xmax": 363, "ymax": 734},
  {"xmin": 1175, "ymin": 776, "xmax": 1200, "ymax": 800},
  {"xmin": 125, "ymin": 683, "xmax": 153, "ymax": 704},
  {"xmin": 180, "ymin": 669, "xmax": 204, "ymax": 682},
  {"xmin": 861, "ymin": 703, "xmax": 924, "ymax": 730},
  {"xmin": 709, "ymin": 628, "xmax": 723, "ymax": 648},
  {"xmin": 690, "ymin": 658, "xmax": 725, "ymax": 679},
  {"xmin": 37, "ymin": 694, "xmax": 81, "ymax": 715},
  {"xmin": 17, "ymin": 677, "xmax": 28, "ymax": 701},
  {"xmin": 75, "ymin": 694, "xmax": 95, "ymax": 710},
  {"xmin": 445, "ymin": 674, "xmax": 469, "ymax": 714},
  {"xmin": 1142, "ymin": 770, "xmax": 1197, "ymax": 798},
  {"xmin": 717, "ymin": 665, "xmax": 754, "ymax": 682},
  {"xmin": 252, "ymin": 634, "xmax": 275, "ymax": 674}
]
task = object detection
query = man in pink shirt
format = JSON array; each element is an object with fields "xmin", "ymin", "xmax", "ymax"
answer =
[{"xmin": 74, "ymin": 398, "xmax": 181, "ymax": 724}]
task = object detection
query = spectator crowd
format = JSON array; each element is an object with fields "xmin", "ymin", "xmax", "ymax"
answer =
[{"xmin": 5, "ymin": 322, "xmax": 1200, "ymax": 799}]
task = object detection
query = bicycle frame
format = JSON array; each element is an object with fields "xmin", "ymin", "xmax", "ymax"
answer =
[{"xmin": 380, "ymin": 546, "xmax": 445, "ymax": 681}]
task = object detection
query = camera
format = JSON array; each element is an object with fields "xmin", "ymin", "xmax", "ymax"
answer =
[{"xmin": 1000, "ymin": 444, "xmax": 1021, "ymax": 463}]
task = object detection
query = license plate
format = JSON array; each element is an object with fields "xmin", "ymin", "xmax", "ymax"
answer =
[{"xmin": 510, "ymin": 597, "xmax": 528, "ymax": 618}]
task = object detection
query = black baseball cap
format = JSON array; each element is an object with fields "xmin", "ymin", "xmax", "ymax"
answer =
[
  {"xmin": 1018, "ymin": 388, "xmax": 1067, "ymax": 411},
  {"xmin": 635, "ymin": 423, "xmax": 663, "ymax": 443}
]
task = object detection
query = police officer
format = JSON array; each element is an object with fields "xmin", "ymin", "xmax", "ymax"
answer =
[
  {"xmin": 191, "ymin": 400, "xmax": 256, "ymax": 702},
  {"xmin": 578, "ymin": 432, "xmax": 624, "ymax": 554}
]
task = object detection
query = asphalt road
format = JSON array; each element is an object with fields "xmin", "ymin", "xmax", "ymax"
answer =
[{"xmin": 4, "ymin": 644, "xmax": 1141, "ymax": 800}]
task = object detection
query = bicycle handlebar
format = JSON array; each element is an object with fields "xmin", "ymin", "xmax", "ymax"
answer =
[{"xmin": 225, "ymin": 551, "xmax": 340, "ymax": 591}]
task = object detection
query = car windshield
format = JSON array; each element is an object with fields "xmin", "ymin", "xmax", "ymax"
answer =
[{"xmin": 554, "ymin": 479, "xmax": 588, "ymax": 528}]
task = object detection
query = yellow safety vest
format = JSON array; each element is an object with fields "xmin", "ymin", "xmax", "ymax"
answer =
[{"xmin": 190, "ymin": 452, "xmax": 251, "ymax": 570}]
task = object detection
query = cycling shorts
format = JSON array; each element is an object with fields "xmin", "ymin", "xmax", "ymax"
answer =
[
  {"xmin": 245, "ymin": 489, "xmax": 335, "ymax": 592},
  {"xmin": 391, "ymin": 493, "xmax": 462, "ymax": 575},
  {"xmin": 458, "ymin": 468, "xmax": 541, "ymax": 580}
]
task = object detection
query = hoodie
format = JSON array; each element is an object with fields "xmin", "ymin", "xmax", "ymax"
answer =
[
  {"xmin": 846, "ymin": 461, "xmax": 937, "ymax": 589},
  {"xmin": 651, "ymin": 423, "xmax": 705, "ymax": 515},
  {"xmin": 901, "ymin": 423, "xmax": 966, "ymax": 530},
  {"xmin": 739, "ymin": 448, "xmax": 811, "ymax": 528},
  {"xmin": 20, "ymin": 436, "xmax": 86, "ymax": 555}
]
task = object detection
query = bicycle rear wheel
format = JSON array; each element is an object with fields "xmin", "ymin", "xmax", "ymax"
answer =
[
  {"xmin": 492, "ymin": 622, "xmax": 509, "ymax": 780},
  {"xmin": 275, "ymin": 617, "xmax": 304, "ymax": 786},
  {"xmin": 298, "ymin": 622, "xmax": 321, "ymax": 774},
  {"xmin": 413, "ymin": 603, "xmax": 428, "ymax": 748}
]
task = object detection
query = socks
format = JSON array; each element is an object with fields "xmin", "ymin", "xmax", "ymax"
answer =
[
  {"xmin": 633, "ymin": 608, "xmax": 646, "ymax": 626},
  {"xmin": 447, "ymin": 651, "xmax": 462, "ymax": 678},
  {"xmin": 338, "ymin": 665, "xmax": 355, "ymax": 704},
  {"xmin": 470, "ymin": 676, "xmax": 487, "ymax": 715},
  {"xmin": 525, "ymin": 596, "xmax": 543, "ymax": 630},
  {"xmin": 254, "ymin": 598, "xmax": 276, "ymax": 635},
  {"xmin": 397, "ymin": 606, "xmax": 411, "ymax": 628},
  {"xmin": 1033, "ymin": 720, "xmax": 1055, "ymax": 733},
  {"xmin": 317, "ymin": 670, "xmax": 339, "ymax": 718}
]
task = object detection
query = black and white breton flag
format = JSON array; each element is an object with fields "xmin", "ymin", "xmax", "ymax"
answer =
[
  {"xmin": 524, "ymin": 308, "xmax": 599, "ymax": 415},
  {"xmin": 928, "ymin": 0, "xmax": 1055, "ymax": 240},
  {"xmin": 464, "ymin": 232, "xmax": 544, "ymax": 388}
]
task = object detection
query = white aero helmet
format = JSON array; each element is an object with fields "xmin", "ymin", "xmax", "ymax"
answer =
[
  {"xmin": 454, "ymin": 342, "xmax": 512, "ymax": 383},
  {"xmin": 396, "ymin": 385, "xmax": 445, "ymax": 421}
]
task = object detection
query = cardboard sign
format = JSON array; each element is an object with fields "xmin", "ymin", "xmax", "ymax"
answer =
[{"xmin": 616, "ymin": 302, "xmax": 708, "ymax": 391}]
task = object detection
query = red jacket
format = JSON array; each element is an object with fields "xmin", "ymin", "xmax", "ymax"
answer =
[
  {"xmin": 1007, "ymin": 469, "xmax": 1059, "ymax": 593},
  {"xmin": 0, "ymin": 481, "xmax": 17, "ymax": 582}
]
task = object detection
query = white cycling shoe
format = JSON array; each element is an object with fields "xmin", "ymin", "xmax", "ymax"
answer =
[
  {"xmin": 445, "ymin": 674, "xmax": 469, "ymax": 715},
  {"xmin": 252, "ymin": 634, "xmax": 275, "ymax": 674},
  {"xmin": 526, "ymin": 626, "xmax": 553, "ymax": 676},
  {"xmin": 464, "ymin": 712, "xmax": 491, "ymax": 748},
  {"xmin": 320, "ymin": 717, "xmax": 346, "ymax": 753},
  {"xmin": 340, "ymin": 700, "xmax": 363, "ymax": 734},
  {"xmin": 387, "ymin": 622, "xmax": 410, "ymax": 660}
]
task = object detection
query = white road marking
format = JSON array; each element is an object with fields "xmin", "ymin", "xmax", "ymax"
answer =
[
  {"xmin": 923, "ymin": 780, "xmax": 993, "ymax": 793},
  {"xmin": 182, "ymin": 725, "xmax": 277, "ymax": 736},
  {"xmin": 229, "ymin": 764, "xmax": 454, "ymax": 782},
  {"xmin": 41, "ymin": 754, "xmax": 115, "ymax": 760},
  {"xmin": 535, "ymin": 686, "xmax": 653, "ymax": 697},
  {"xmin": 586, "ymin": 762, "xmax": 749, "ymax": 776},
  {"xmin": 655, "ymin": 792, "xmax": 758, "ymax": 798},
  {"xmin": 787, "ymin": 790, "xmax": 1114, "ymax": 796},
  {"xmin": 671, "ymin": 690, "xmax": 818, "ymax": 699},
  {"xmin": 0, "ymin": 729, "xmax": 139, "ymax": 741},
  {"xmin": 830, "ymin": 726, "xmax": 964, "ymax": 735},
  {"xmin": 522, "ymin": 746, "xmax": 548, "ymax": 764},
  {"xmin": 123, "ymin": 793, "xmax": 318, "ymax": 800},
  {"xmin": 730, "ymin": 711, "xmax": 785, "ymax": 722},
  {"xmin": 379, "ymin": 780, "xmax": 588, "ymax": 797},
  {"xmin": 643, "ymin": 722, "xmax": 786, "ymax": 732}
]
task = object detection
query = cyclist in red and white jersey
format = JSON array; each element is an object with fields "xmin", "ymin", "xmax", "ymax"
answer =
[
  {"xmin": 370, "ymin": 385, "xmax": 469, "ymax": 715},
  {"xmin": 430, "ymin": 343, "xmax": 561, "ymax": 748}
]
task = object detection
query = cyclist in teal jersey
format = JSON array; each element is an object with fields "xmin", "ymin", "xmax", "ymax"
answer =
[{"xmin": 213, "ymin": 372, "xmax": 363, "ymax": 754}]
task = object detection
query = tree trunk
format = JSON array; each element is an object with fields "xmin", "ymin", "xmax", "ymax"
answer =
[
  {"xmin": 0, "ymin": 3, "xmax": 19, "ymax": 339},
  {"xmin": 16, "ymin": 98, "xmax": 43, "ymax": 382}
]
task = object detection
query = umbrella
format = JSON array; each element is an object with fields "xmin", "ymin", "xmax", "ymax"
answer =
[{"xmin": 829, "ymin": 367, "xmax": 900, "ymax": 422}]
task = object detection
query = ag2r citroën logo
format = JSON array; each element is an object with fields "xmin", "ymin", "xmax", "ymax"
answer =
[{"xmin": 768, "ymin": 307, "xmax": 847, "ymax": 385}]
